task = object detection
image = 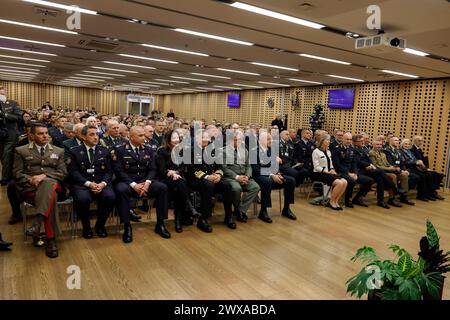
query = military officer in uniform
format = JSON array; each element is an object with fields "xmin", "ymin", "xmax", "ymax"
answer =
[
  {"xmin": 14, "ymin": 123, "xmax": 67, "ymax": 258},
  {"xmin": 332, "ymin": 132, "xmax": 374, "ymax": 208},
  {"xmin": 0, "ymin": 86, "xmax": 22, "ymax": 185},
  {"xmin": 112, "ymin": 126, "xmax": 170, "ymax": 243},
  {"xmin": 63, "ymin": 123, "xmax": 84, "ymax": 159},
  {"xmin": 68, "ymin": 125, "xmax": 116, "ymax": 239},
  {"xmin": 252, "ymin": 131, "xmax": 297, "ymax": 223},
  {"xmin": 188, "ymin": 130, "xmax": 235, "ymax": 232},
  {"xmin": 279, "ymin": 130, "xmax": 309, "ymax": 187},
  {"xmin": 143, "ymin": 125, "xmax": 159, "ymax": 152},
  {"xmin": 222, "ymin": 130, "xmax": 260, "ymax": 225},
  {"xmin": 293, "ymin": 129, "xmax": 315, "ymax": 176},
  {"xmin": 100, "ymin": 119, "xmax": 126, "ymax": 149}
]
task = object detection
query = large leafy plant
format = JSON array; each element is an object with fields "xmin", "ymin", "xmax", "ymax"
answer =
[{"xmin": 346, "ymin": 220, "xmax": 447, "ymax": 300}]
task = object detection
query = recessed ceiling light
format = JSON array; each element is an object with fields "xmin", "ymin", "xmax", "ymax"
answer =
[
  {"xmin": 0, "ymin": 54, "xmax": 50, "ymax": 63},
  {"xmin": 0, "ymin": 35, "xmax": 65, "ymax": 47},
  {"xmin": 0, "ymin": 65, "xmax": 39, "ymax": 71},
  {"xmin": 299, "ymin": 53, "xmax": 351, "ymax": 65},
  {"xmin": 190, "ymin": 72, "xmax": 231, "ymax": 79},
  {"xmin": 230, "ymin": 2, "xmax": 325, "ymax": 29},
  {"xmin": 250, "ymin": 62, "xmax": 299, "ymax": 71},
  {"xmin": 75, "ymin": 74, "xmax": 114, "ymax": 79},
  {"xmin": 0, "ymin": 68, "xmax": 38, "ymax": 74},
  {"xmin": 23, "ymin": 0, "xmax": 97, "ymax": 15},
  {"xmin": 154, "ymin": 78, "xmax": 189, "ymax": 84},
  {"xmin": 196, "ymin": 87, "xmax": 222, "ymax": 91},
  {"xmin": 62, "ymin": 79, "xmax": 98, "ymax": 83},
  {"xmin": 170, "ymin": 76, "xmax": 208, "ymax": 82},
  {"xmin": 216, "ymin": 68, "xmax": 260, "ymax": 76},
  {"xmin": 0, "ymin": 60, "xmax": 45, "ymax": 68},
  {"xmin": 119, "ymin": 54, "xmax": 178, "ymax": 64},
  {"xmin": 381, "ymin": 70, "xmax": 419, "ymax": 78},
  {"xmin": 0, "ymin": 18, "xmax": 77, "ymax": 34},
  {"xmin": 68, "ymin": 76, "xmax": 104, "ymax": 81},
  {"xmin": 289, "ymin": 78, "xmax": 323, "ymax": 84},
  {"xmin": 403, "ymin": 48, "xmax": 429, "ymax": 57},
  {"xmin": 102, "ymin": 61, "xmax": 156, "ymax": 70},
  {"xmin": 141, "ymin": 81, "xmax": 169, "ymax": 85},
  {"xmin": 174, "ymin": 28, "xmax": 254, "ymax": 46},
  {"xmin": 84, "ymin": 70, "xmax": 126, "ymax": 77},
  {"xmin": 0, "ymin": 72, "xmax": 36, "ymax": 78},
  {"xmin": 233, "ymin": 83, "xmax": 263, "ymax": 88},
  {"xmin": 142, "ymin": 44, "xmax": 208, "ymax": 57},
  {"xmin": 0, "ymin": 46, "xmax": 57, "ymax": 56},
  {"xmin": 327, "ymin": 74, "xmax": 364, "ymax": 82},
  {"xmin": 91, "ymin": 66, "xmax": 138, "ymax": 73},
  {"xmin": 214, "ymin": 85, "xmax": 242, "ymax": 90},
  {"xmin": 258, "ymin": 81, "xmax": 290, "ymax": 87}
]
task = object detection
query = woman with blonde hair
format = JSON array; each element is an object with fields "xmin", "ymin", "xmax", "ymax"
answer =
[{"xmin": 311, "ymin": 134, "xmax": 347, "ymax": 210}]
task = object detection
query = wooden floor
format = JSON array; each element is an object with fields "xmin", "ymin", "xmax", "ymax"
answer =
[{"xmin": 0, "ymin": 186, "xmax": 449, "ymax": 300}]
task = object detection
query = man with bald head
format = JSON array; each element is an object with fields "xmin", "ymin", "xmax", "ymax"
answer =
[{"xmin": 112, "ymin": 126, "xmax": 170, "ymax": 243}]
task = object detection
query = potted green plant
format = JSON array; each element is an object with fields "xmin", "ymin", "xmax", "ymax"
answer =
[{"xmin": 346, "ymin": 220, "xmax": 448, "ymax": 300}]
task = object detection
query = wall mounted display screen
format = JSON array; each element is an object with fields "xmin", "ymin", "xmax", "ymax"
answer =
[
  {"xmin": 328, "ymin": 89, "xmax": 355, "ymax": 109},
  {"xmin": 227, "ymin": 93, "xmax": 240, "ymax": 107}
]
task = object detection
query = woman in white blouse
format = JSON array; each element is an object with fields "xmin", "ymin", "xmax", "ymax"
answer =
[{"xmin": 312, "ymin": 134, "xmax": 347, "ymax": 210}]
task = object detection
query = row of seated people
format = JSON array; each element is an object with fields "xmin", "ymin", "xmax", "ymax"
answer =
[
  {"xmin": 8, "ymin": 122, "xmax": 445, "ymax": 258},
  {"xmin": 9, "ymin": 123, "xmax": 298, "ymax": 258}
]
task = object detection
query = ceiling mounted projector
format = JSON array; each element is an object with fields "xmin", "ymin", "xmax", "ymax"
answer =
[{"xmin": 355, "ymin": 34, "xmax": 406, "ymax": 54}]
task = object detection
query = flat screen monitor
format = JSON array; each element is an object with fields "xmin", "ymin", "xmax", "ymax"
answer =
[
  {"xmin": 227, "ymin": 93, "xmax": 240, "ymax": 108},
  {"xmin": 328, "ymin": 89, "xmax": 355, "ymax": 109}
]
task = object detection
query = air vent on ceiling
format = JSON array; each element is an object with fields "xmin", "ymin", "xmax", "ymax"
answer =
[{"xmin": 77, "ymin": 39, "xmax": 123, "ymax": 51}]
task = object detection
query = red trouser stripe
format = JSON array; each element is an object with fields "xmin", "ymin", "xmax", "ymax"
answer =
[{"xmin": 44, "ymin": 182, "xmax": 61, "ymax": 239}]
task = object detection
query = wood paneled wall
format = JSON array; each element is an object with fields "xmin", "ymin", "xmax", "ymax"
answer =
[
  {"xmin": 0, "ymin": 80, "xmax": 131, "ymax": 114},
  {"xmin": 160, "ymin": 79, "xmax": 450, "ymax": 173}
]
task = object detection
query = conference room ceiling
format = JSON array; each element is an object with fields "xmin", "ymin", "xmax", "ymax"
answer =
[{"xmin": 0, "ymin": 0, "xmax": 449, "ymax": 94}]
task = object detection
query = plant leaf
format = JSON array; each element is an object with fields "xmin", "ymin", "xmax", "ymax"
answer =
[
  {"xmin": 398, "ymin": 254, "xmax": 413, "ymax": 274},
  {"xmin": 351, "ymin": 246, "xmax": 379, "ymax": 264},
  {"xmin": 426, "ymin": 220, "xmax": 440, "ymax": 248}
]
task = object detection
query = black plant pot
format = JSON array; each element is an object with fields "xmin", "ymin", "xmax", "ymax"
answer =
[
  {"xmin": 367, "ymin": 290, "xmax": 383, "ymax": 300},
  {"xmin": 423, "ymin": 278, "xmax": 445, "ymax": 300}
]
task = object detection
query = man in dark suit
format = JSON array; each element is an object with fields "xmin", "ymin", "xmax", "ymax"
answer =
[
  {"xmin": 412, "ymin": 136, "xmax": 445, "ymax": 200},
  {"xmin": 271, "ymin": 115, "xmax": 284, "ymax": 131},
  {"xmin": 68, "ymin": 125, "xmax": 116, "ymax": 239},
  {"xmin": 0, "ymin": 86, "xmax": 22, "ymax": 185},
  {"xmin": 112, "ymin": 126, "xmax": 170, "ymax": 243},
  {"xmin": 252, "ymin": 131, "xmax": 297, "ymax": 223},
  {"xmin": 48, "ymin": 115, "xmax": 67, "ymax": 148},
  {"xmin": 63, "ymin": 123, "xmax": 85, "ymax": 159},
  {"xmin": 100, "ymin": 119, "xmax": 126, "ymax": 149},
  {"xmin": 293, "ymin": 129, "xmax": 314, "ymax": 179},
  {"xmin": 332, "ymin": 132, "xmax": 374, "ymax": 208}
]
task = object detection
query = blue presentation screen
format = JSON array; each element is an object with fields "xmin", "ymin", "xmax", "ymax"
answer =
[
  {"xmin": 328, "ymin": 89, "xmax": 355, "ymax": 109},
  {"xmin": 227, "ymin": 94, "xmax": 240, "ymax": 107}
]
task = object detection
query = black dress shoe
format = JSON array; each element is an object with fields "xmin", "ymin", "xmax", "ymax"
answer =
[
  {"xmin": 26, "ymin": 221, "xmax": 42, "ymax": 238},
  {"xmin": 8, "ymin": 215, "xmax": 22, "ymax": 225},
  {"xmin": 258, "ymin": 210, "xmax": 272, "ymax": 223},
  {"xmin": 377, "ymin": 201, "xmax": 390, "ymax": 209},
  {"xmin": 434, "ymin": 193, "xmax": 445, "ymax": 200},
  {"xmin": 197, "ymin": 218, "xmax": 213, "ymax": 233},
  {"xmin": 95, "ymin": 226, "xmax": 108, "ymax": 238},
  {"xmin": 345, "ymin": 201, "xmax": 354, "ymax": 208},
  {"xmin": 281, "ymin": 208, "xmax": 297, "ymax": 220},
  {"xmin": 326, "ymin": 202, "xmax": 341, "ymax": 211},
  {"xmin": 155, "ymin": 222, "xmax": 171, "ymax": 239},
  {"xmin": 122, "ymin": 224, "xmax": 133, "ymax": 243},
  {"xmin": 353, "ymin": 198, "xmax": 369, "ymax": 207},
  {"xmin": 399, "ymin": 196, "xmax": 415, "ymax": 206},
  {"xmin": 234, "ymin": 210, "xmax": 248, "ymax": 223},
  {"xmin": 0, "ymin": 233, "xmax": 13, "ymax": 250},
  {"xmin": 426, "ymin": 195, "xmax": 437, "ymax": 201},
  {"xmin": 82, "ymin": 228, "xmax": 94, "ymax": 239},
  {"xmin": 45, "ymin": 239, "xmax": 58, "ymax": 258},
  {"xmin": 129, "ymin": 209, "xmax": 142, "ymax": 222},
  {"xmin": 174, "ymin": 218, "xmax": 183, "ymax": 233},
  {"xmin": 224, "ymin": 215, "xmax": 237, "ymax": 229},
  {"xmin": 387, "ymin": 199, "xmax": 402, "ymax": 208},
  {"xmin": 417, "ymin": 196, "xmax": 429, "ymax": 202}
]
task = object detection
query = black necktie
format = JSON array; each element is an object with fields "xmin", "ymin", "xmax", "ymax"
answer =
[
  {"xmin": 88, "ymin": 148, "xmax": 94, "ymax": 164},
  {"xmin": 40, "ymin": 146, "xmax": 45, "ymax": 157}
]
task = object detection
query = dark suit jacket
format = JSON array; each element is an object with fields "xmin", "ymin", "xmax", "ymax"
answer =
[
  {"xmin": 63, "ymin": 138, "xmax": 82, "ymax": 160},
  {"xmin": 49, "ymin": 127, "xmax": 66, "ymax": 148},
  {"xmin": 411, "ymin": 145, "xmax": 429, "ymax": 168},
  {"xmin": 68, "ymin": 144, "xmax": 113, "ymax": 187},
  {"xmin": 112, "ymin": 143, "xmax": 156, "ymax": 184}
]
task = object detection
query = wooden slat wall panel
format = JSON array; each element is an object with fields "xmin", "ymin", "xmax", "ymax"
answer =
[
  {"xmin": 159, "ymin": 79, "xmax": 450, "ymax": 173},
  {"xmin": 0, "ymin": 80, "xmax": 127, "ymax": 115}
]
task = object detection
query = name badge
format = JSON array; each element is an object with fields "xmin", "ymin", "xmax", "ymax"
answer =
[
  {"xmin": 87, "ymin": 169, "xmax": 95, "ymax": 174},
  {"xmin": 395, "ymin": 160, "xmax": 400, "ymax": 165},
  {"xmin": 50, "ymin": 153, "xmax": 59, "ymax": 160}
]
